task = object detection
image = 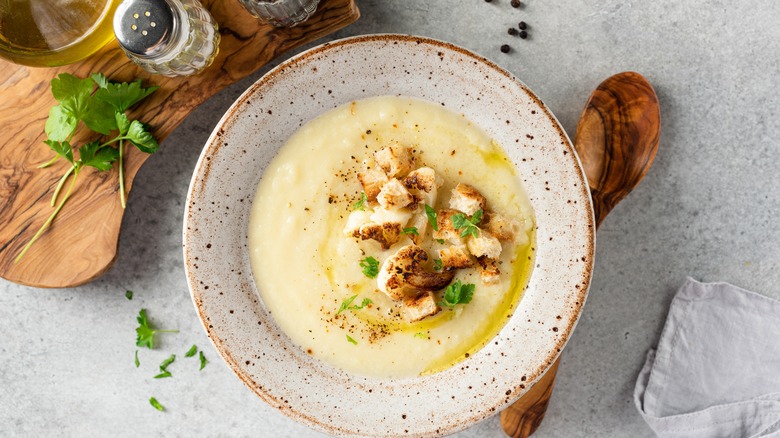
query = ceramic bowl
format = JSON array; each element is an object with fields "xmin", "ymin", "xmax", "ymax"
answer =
[{"xmin": 184, "ymin": 34, "xmax": 594, "ymax": 437}]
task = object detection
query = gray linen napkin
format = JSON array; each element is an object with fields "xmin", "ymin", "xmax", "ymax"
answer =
[{"xmin": 634, "ymin": 278, "xmax": 780, "ymax": 438}]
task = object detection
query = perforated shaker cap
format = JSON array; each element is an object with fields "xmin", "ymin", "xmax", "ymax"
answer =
[{"xmin": 114, "ymin": 0, "xmax": 176, "ymax": 56}]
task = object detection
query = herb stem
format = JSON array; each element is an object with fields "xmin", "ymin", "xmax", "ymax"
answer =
[
  {"xmin": 51, "ymin": 165, "xmax": 75, "ymax": 207},
  {"xmin": 37, "ymin": 155, "xmax": 60, "ymax": 169},
  {"xmin": 119, "ymin": 139, "xmax": 126, "ymax": 209},
  {"xmin": 15, "ymin": 168, "xmax": 80, "ymax": 263}
]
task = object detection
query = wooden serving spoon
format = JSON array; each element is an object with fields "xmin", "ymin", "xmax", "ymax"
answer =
[{"xmin": 500, "ymin": 71, "xmax": 661, "ymax": 437}]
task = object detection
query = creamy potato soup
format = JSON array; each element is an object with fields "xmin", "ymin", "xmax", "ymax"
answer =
[{"xmin": 248, "ymin": 96, "xmax": 535, "ymax": 378}]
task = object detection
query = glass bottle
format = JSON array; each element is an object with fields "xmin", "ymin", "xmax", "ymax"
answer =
[
  {"xmin": 113, "ymin": 0, "xmax": 219, "ymax": 77},
  {"xmin": 238, "ymin": 0, "xmax": 319, "ymax": 27},
  {"xmin": 0, "ymin": 0, "xmax": 120, "ymax": 67}
]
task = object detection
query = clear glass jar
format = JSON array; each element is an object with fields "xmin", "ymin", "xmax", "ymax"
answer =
[
  {"xmin": 113, "ymin": 0, "xmax": 219, "ymax": 77},
  {"xmin": 238, "ymin": 0, "xmax": 319, "ymax": 27}
]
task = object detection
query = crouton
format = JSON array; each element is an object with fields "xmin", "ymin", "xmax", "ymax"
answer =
[
  {"xmin": 374, "ymin": 143, "xmax": 413, "ymax": 178},
  {"xmin": 449, "ymin": 183, "xmax": 486, "ymax": 216},
  {"xmin": 476, "ymin": 256, "xmax": 501, "ymax": 285},
  {"xmin": 377, "ymin": 178, "xmax": 414, "ymax": 210},
  {"xmin": 343, "ymin": 210, "xmax": 373, "ymax": 237},
  {"xmin": 403, "ymin": 292, "xmax": 440, "ymax": 322},
  {"xmin": 358, "ymin": 169, "xmax": 388, "ymax": 201},
  {"xmin": 359, "ymin": 222, "xmax": 402, "ymax": 250},
  {"xmin": 432, "ymin": 209, "xmax": 466, "ymax": 245},
  {"xmin": 466, "ymin": 231, "xmax": 502, "ymax": 259},
  {"xmin": 482, "ymin": 212, "xmax": 518, "ymax": 241},
  {"xmin": 439, "ymin": 245, "xmax": 474, "ymax": 270},
  {"xmin": 403, "ymin": 167, "xmax": 441, "ymax": 206}
]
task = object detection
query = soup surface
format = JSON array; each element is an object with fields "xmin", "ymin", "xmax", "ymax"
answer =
[{"xmin": 248, "ymin": 96, "xmax": 535, "ymax": 378}]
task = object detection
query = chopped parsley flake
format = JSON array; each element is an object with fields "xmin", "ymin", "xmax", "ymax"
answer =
[
  {"xmin": 353, "ymin": 192, "xmax": 368, "ymax": 211},
  {"xmin": 346, "ymin": 335, "xmax": 358, "ymax": 345},
  {"xmin": 425, "ymin": 204, "xmax": 438, "ymax": 231},
  {"xmin": 359, "ymin": 256, "xmax": 379, "ymax": 278}
]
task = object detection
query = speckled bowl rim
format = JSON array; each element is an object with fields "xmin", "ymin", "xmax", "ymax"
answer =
[{"xmin": 184, "ymin": 34, "xmax": 594, "ymax": 437}]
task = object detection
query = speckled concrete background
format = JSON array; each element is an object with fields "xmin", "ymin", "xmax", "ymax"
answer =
[{"xmin": 1, "ymin": 1, "xmax": 778, "ymax": 437}]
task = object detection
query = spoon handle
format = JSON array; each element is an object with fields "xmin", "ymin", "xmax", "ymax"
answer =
[{"xmin": 500, "ymin": 71, "xmax": 660, "ymax": 437}]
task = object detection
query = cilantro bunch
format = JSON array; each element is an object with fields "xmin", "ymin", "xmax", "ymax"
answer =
[{"xmin": 15, "ymin": 73, "xmax": 159, "ymax": 262}]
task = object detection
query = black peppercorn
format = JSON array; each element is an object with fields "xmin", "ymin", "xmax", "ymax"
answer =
[
  {"xmin": 500, "ymin": 44, "xmax": 511, "ymax": 53},
  {"xmin": 508, "ymin": 27, "xmax": 519, "ymax": 36},
  {"xmin": 518, "ymin": 21, "xmax": 527, "ymax": 30},
  {"xmin": 484, "ymin": 0, "xmax": 492, "ymax": 2},
  {"xmin": 511, "ymin": 0, "xmax": 521, "ymax": 7},
  {"xmin": 519, "ymin": 30, "xmax": 528, "ymax": 39}
]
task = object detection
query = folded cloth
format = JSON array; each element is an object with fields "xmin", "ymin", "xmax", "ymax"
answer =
[{"xmin": 634, "ymin": 278, "xmax": 780, "ymax": 438}]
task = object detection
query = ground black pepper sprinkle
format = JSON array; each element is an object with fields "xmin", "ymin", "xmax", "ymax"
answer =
[
  {"xmin": 518, "ymin": 21, "xmax": 527, "ymax": 30},
  {"xmin": 508, "ymin": 27, "xmax": 519, "ymax": 36},
  {"xmin": 510, "ymin": 0, "xmax": 521, "ymax": 7},
  {"xmin": 519, "ymin": 30, "xmax": 528, "ymax": 39},
  {"xmin": 500, "ymin": 44, "xmax": 511, "ymax": 53}
]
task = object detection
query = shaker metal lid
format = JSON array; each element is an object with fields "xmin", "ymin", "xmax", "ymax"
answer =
[{"xmin": 113, "ymin": 0, "xmax": 176, "ymax": 56}]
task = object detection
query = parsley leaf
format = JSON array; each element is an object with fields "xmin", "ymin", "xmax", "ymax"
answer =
[
  {"xmin": 433, "ymin": 258, "xmax": 443, "ymax": 271},
  {"xmin": 337, "ymin": 295, "xmax": 357, "ymax": 314},
  {"xmin": 154, "ymin": 354, "xmax": 176, "ymax": 378},
  {"xmin": 43, "ymin": 140, "xmax": 74, "ymax": 164},
  {"xmin": 125, "ymin": 290, "xmax": 133, "ymax": 300},
  {"xmin": 353, "ymin": 192, "xmax": 368, "ymax": 211},
  {"xmin": 135, "ymin": 309, "xmax": 178, "ymax": 349},
  {"xmin": 134, "ymin": 350, "xmax": 140, "ymax": 368},
  {"xmin": 95, "ymin": 79, "xmax": 159, "ymax": 113},
  {"xmin": 91, "ymin": 73, "xmax": 109, "ymax": 89},
  {"xmin": 452, "ymin": 209, "xmax": 483, "ymax": 238},
  {"xmin": 359, "ymin": 256, "xmax": 379, "ymax": 278},
  {"xmin": 346, "ymin": 335, "xmax": 358, "ymax": 345},
  {"xmin": 185, "ymin": 345, "xmax": 197, "ymax": 357},
  {"xmin": 425, "ymin": 204, "xmax": 438, "ymax": 231},
  {"xmin": 438, "ymin": 280, "xmax": 476, "ymax": 308},
  {"xmin": 44, "ymin": 106, "xmax": 78, "ymax": 142},
  {"xmin": 79, "ymin": 141, "xmax": 119, "ymax": 171},
  {"xmin": 401, "ymin": 227, "xmax": 419, "ymax": 236},
  {"xmin": 115, "ymin": 112, "xmax": 131, "ymax": 135},
  {"xmin": 149, "ymin": 397, "xmax": 165, "ymax": 412},
  {"xmin": 351, "ymin": 298, "xmax": 372, "ymax": 310},
  {"xmin": 125, "ymin": 120, "xmax": 159, "ymax": 153},
  {"xmin": 199, "ymin": 351, "xmax": 208, "ymax": 370},
  {"xmin": 154, "ymin": 370, "xmax": 172, "ymax": 379}
]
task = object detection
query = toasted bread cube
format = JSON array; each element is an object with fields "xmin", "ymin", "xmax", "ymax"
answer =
[
  {"xmin": 476, "ymin": 256, "xmax": 501, "ymax": 285},
  {"xmin": 449, "ymin": 183, "xmax": 486, "ymax": 216},
  {"xmin": 482, "ymin": 212, "xmax": 518, "ymax": 241},
  {"xmin": 432, "ymin": 209, "xmax": 465, "ymax": 245},
  {"xmin": 439, "ymin": 245, "xmax": 474, "ymax": 270},
  {"xmin": 374, "ymin": 143, "xmax": 413, "ymax": 178},
  {"xmin": 358, "ymin": 169, "xmax": 388, "ymax": 201},
  {"xmin": 359, "ymin": 222, "xmax": 402, "ymax": 250},
  {"xmin": 466, "ymin": 231, "xmax": 502, "ymax": 259},
  {"xmin": 377, "ymin": 178, "xmax": 414, "ymax": 210},
  {"xmin": 404, "ymin": 167, "xmax": 441, "ymax": 207},
  {"xmin": 344, "ymin": 210, "xmax": 373, "ymax": 237},
  {"xmin": 370, "ymin": 206, "xmax": 412, "ymax": 227},
  {"xmin": 403, "ymin": 292, "xmax": 440, "ymax": 322}
]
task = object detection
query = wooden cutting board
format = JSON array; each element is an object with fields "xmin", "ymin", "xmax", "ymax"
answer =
[{"xmin": 0, "ymin": 0, "xmax": 359, "ymax": 288}]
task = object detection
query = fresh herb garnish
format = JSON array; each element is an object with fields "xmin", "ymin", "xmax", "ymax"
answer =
[
  {"xmin": 125, "ymin": 290, "xmax": 133, "ymax": 300},
  {"xmin": 433, "ymin": 258, "xmax": 443, "ymax": 271},
  {"xmin": 401, "ymin": 227, "xmax": 419, "ymax": 236},
  {"xmin": 185, "ymin": 345, "xmax": 198, "ymax": 357},
  {"xmin": 199, "ymin": 351, "xmax": 208, "ymax": 370},
  {"xmin": 346, "ymin": 335, "xmax": 358, "ymax": 345},
  {"xmin": 149, "ymin": 397, "xmax": 165, "ymax": 412},
  {"xmin": 438, "ymin": 280, "xmax": 476, "ymax": 308},
  {"xmin": 425, "ymin": 204, "xmax": 438, "ymax": 231},
  {"xmin": 134, "ymin": 350, "xmax": 140, "ymax": 368},
  {"xmin": 353, "ymin": 192, "xmax": 368, "ymax": 211},
  {"xmin": 436, "ymin": 239, "xmax": 445, "ymax": 244},
  {"xmin": 15, "ymin": 73, "xmax": 159, "ymax": 263},
  {"xmin": 337, "ymin": 295, "xmax": 373, "ymax": 314},
  {"xmin": 154, "ymin": 371, "xmax": 172, "ymax": 379},
  {"xmin": 135, "ymin": 309, "xmax": 178, "ymax": 349},
  {"xmin": 154, "ymin": 354, "xmax": 175, "ymax": 378},
  {"xmin": 359, "ymin": 256, "xmax": 379, "ymax": 278},
  {"xmin": 451, "ymin": 209, "xmax": 483, "ymax": 238},
  {"xmin": 414, "ymin": 332, "xmax": 428, "ymax": 339}
]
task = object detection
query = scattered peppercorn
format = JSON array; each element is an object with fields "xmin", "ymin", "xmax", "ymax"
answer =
[
  {"xmin": 518, "ymin": 21, "xmax": 528, "ymax": 30},
  {"xmin": 484, "ymin": 0, "xmax": 493, "ymax": 2},
  {"xmin": 519, "ymin": 30, "xmax": 528, "ymax": 39},
  {"xmin": 508, "ymin": 27, "xmax": 519, "ymax": 36},
  {"xmin": 510, "ymin": 0, "xmax": 521, "ymax": 7},
  {"xmin": 500, "ymin": 44, "xmax": 511, "ymax": 53}
]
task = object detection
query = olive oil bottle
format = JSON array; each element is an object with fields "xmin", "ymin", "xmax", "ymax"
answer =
[{"xmin": 0, "ymin": 0, "xmax": 119, "ymax": 67}]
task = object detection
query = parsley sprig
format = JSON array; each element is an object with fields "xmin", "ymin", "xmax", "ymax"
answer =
[
  {"xmin": 438, "ymin": 280, "xmax": 476, "ymax": 308},
  {"xmin": 135, "ymin": 309, "xmax": 178, "ymax": 349},
  {"xmin": 451, "ymin": 209, "xmax": 483, "ymax": 238},
  {"xmin": 15, "ymin": 73, "xmax": 159, "ymax": 263}
]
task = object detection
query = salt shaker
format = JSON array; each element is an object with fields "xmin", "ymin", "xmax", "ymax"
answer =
[
  {"xmin": 113, "ymin": 0, "xmax": 220, "ymax": 77},
  {"xmin": 239, "ymin": 0, "xmax": 319, "ymax": 27}
]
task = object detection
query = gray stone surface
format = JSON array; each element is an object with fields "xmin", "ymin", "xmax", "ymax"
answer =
[{"xmin": 1, "ymin": 0, "xmax": 779, "ymax": 436}]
